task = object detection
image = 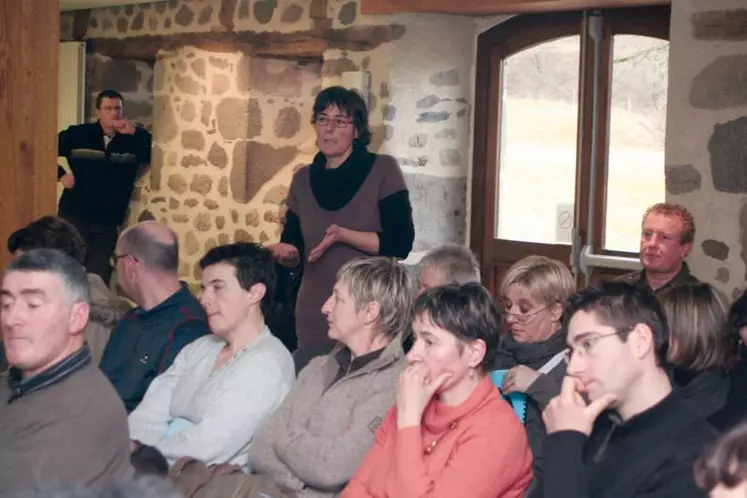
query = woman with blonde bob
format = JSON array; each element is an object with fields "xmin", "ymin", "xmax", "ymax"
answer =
[
  {"xmin": 490, "ymin": 255, "xmax": 575, "ymax": 489},
  {"xmin": 659, "ymin": 282, "xmax": 737, "ymax": 428}
]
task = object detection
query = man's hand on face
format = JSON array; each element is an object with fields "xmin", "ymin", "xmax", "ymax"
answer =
[
  {"xmin": 60, "ymin": 173, "xmax": 75, "ymax": 189},
  {"xmin": 543, "ymin": 376, "xmax": 616, "ymax": 436},
  {"xmin": 113, "ymin": 119, "xmax": 137, "ymax": 135}
]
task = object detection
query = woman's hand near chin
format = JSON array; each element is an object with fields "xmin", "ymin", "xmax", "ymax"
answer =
[{"xmin": 396, "ymin": 363, "xmax": 452, "ymax": 428}]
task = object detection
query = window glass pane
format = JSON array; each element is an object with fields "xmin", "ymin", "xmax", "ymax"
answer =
[
  {"xmin": 496, "ymin": 36, "xmax": 580, "ymax": 245},
  {"xmin": 604, "ymin": 35, "xmax": 668, "ymax": 252}
]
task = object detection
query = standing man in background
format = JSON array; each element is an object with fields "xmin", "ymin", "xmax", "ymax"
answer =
[{"xmin": 57, "ymin": 89, "xmax": 152, "ymax": 285}]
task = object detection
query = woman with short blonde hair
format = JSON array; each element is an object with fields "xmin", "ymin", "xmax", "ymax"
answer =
[
  {"xmin": 248, "ymin": 256, "xmax": 412, "ymax": 497},
  {"xmin": 492, "ymin": 255, "xmax": 576, "ymax": 491}
]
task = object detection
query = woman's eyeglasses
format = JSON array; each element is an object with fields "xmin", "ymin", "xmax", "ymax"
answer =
[
  {"xmin": 500, "ymin": 304, "xmax": 552, "ymax": 324},
  {"xmin": 314, "ymin": 115, "xmax": 353, "ymax": 128}
]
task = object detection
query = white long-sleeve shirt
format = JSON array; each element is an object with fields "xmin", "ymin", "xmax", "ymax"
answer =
[{"xmin": 128, "ymin": 328, "xmax": 295, "ymax": 469}]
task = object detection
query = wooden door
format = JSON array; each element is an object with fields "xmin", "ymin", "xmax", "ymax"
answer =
[{"xmin": 470, "ymin": 6, "xmax": 671, "ymax": 297}]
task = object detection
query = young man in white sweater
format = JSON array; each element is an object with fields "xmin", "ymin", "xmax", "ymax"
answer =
[{"xmin": 128, "ymin": 242, "xmax": 295, "ymax": 469}]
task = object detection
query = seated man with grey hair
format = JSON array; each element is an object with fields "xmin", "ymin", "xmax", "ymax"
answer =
[
  {"xmin": 100, "ymin": 221, "xmax": 209, "ymax": 413},
  {"xmin": 0, "ymin": 249, "xmax": 133, "ymax": 496},
  {"xmin": 416, "ymin": 244, "xmax": 481, "ymax": 296}
]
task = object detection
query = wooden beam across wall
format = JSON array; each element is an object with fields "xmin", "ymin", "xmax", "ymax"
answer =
[
  {"xmin": 87, "ymin": 24, "xmax": 407, "ymax": 62},
  {"xmin": 360, "ymin": 0, "xmax": 669, "ymax": 15},
  {"xmin": 0, "ymin": 0, "xmax": 60, "ymax": 271}
]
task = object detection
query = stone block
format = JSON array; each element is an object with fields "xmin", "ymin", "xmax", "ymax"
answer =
[
  {"xmin": 690, "ymin": 55, "xmax": 747, "ymax": 110},
  {"xmin": 692, "ymin": 10, "xmax": 747, "ymax": 41},
  {"xmin": 208, "ymin": 142, "xmax": 229, "ymax": 169},
  {"xmin": 665, "ymin": 164, "xmax": 702, "ymax": 195},
  {"xmin": 430, "ymin": 69, "xmax": 460, "ymax": 87},
  {"xmin": 182, "ymin": 130, "xmax": 205, "ymax": 151},
  {"xmin": 281, "ymin": 4, "xmax": 304, "ymax": 23},
  {"xmin": 174, "ymin": 4, "xmax": 194, "ymax": 26},
  {"xmin": 404, "ymin": 173, "xmax": 467, "ymax": 251},
  {"xmin": 254, "ymin": 0, "xmax": 277, "ymax": 24},
  {"xmin": 231, "ymin": 141, "xmax": 298, "ymax": 203},
  {"xmin": 185, "ymin": 231, "xmax": 200, "ymax": 255},
  {"xmin": 154, "ymin": 97, "xmax": 179, "ymax": 143},
  {"xmin": 709, "ymin": 117, "xmax": 747, "ymax": 194},
  {"xmin": 190, "ymin": 174, "xmax": 213, "ymax": 195},
  {"xmin": 195, "ymin": 213, "xmax": 212, "ymax": 232},
  {"xmin": 90, "ymin": 57, "xmax": 141, "ymax": 93},
  {"xmin": 702, "ymin": 239, "xmax": 730, "ymax": 261},
  {"xmin": 274, "ymin": 107, "xmax": 302, "ymax": 139},
  {"xmin": 167, "ymin": 174, "xmax": 188, "ymax": 194},
  {"xmin": 338, "ymin": 2, "xmax": 357, "ymax": 25},
  {"xmin": 216, "ymin": 98, "xmax": 262, "ymax": 140},
  {"xmin": 264, "ymin": 185, "xmax": 289, "ymax": 205},
  {"xmin": 174, "ymin": 74, "xmax": 201, "ymax": 95}
]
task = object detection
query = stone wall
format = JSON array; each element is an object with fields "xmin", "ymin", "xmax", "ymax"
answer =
[
  {"xmin": 61, "ymin": 0, "xmax": 478, "ymax": 287},
  {"xmin": 666, "ymin": 0, "xmax": 747, "ymax": 298},
  {"xmin": 141, "ymin": 48, "xmax": 321, "ymax": 281},
  {"xmin": 87, "ymin": 54, "xmax": 154, "ymax": 131}
]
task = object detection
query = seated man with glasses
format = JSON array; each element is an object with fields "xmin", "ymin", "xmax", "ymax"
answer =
[
  {"xmin": 536, "ymin": 281, "xmax": 717, "ymax": 498},
  {"xmin": 99, "ymin": 221, "xmax": 209, "ymax": 413}
]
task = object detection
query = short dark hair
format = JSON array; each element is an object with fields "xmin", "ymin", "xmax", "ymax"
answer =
[
  {"xmin": 695, "ymin": 421, "xmax": 747, "ymax": 491},
  {"xmin": 412, "ymin": 283, "xmax": 502, "ymax": 371},
  {"xmin": 119, "ymin": 225, "xmax": 179, "ymax": 273},
  {"xmin": 7, "ymin": 216, "xmax": 87, "ymax": 266},
  {"xmin": 96, "ymin": 89, "xmax": 124, "ymax": 109},
  {"xmin": 564, "ymin": 281, "xmax": 669, "ymax": 366},
  {"xmin": 198, "ymin": 243, "xmax": 276, "ymax": 316},
  {"xmin": 312, "ymin": 86, "xmax": 371, "ymax": 147},
  {"xmin": 5, "ymin": 248, "xmax": 90, "ymax": 305}
]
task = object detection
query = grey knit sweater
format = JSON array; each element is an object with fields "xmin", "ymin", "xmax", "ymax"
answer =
[{"xmin": 248, "ymin": 337, "xmax": 406, "ymax": 497}]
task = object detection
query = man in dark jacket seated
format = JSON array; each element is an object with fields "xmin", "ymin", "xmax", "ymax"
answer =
[
  {"xmin": 537, "ymin": 282, "xmax": 717, "ymax": 498},
  {"xmin": 99, "ymin": 221, "xmax": 209, "ymax": 412}
]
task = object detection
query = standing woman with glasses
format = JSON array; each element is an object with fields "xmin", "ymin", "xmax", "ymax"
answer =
[
  {"xmin": 268, "ymin": 86, "xmax": 415, "ymax": 365},
  {"xmin": 491, "ymin": 255, "xmax": 576, "ymax": 492}
]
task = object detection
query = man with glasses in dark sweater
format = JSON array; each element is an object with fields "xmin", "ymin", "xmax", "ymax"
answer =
[
  {"xmin": 57, "ymin": 89, "xmax": 152, "ymax": 286},
  {"xmin": 536, "ymin": 282, "xmax": 717, "ymax": 498}
]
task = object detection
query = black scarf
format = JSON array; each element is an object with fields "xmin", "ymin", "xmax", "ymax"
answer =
[
  {"xmin": 671, "ymin": 367, "xmax": 730, "ymax": 420},
  {"xmin": 309, "ymin": 142, "xmax": 376, "ymax": 211},
  {"xmin": 492, "ymin": 328, "xmax": 568, "ymax": 371}
]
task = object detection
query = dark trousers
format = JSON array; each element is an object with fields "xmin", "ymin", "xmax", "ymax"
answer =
[{"xmin": 61, "ymin": 214, "xmax": 119, "ymax": 285}]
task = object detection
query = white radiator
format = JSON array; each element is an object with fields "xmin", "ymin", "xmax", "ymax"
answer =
[
  {"xmin": 57, "ymin": 42, "xmax": 86, "ymax": 202},
  {"xmin": 58, "ymin": 42, "xmax": 86, "ymax": 132}
]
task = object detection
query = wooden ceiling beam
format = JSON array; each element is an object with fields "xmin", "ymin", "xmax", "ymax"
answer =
[
  {"xmin": 86, "ymin": 24, "xmax": 406, "ymax": 61},
  {"xmin": 360, "ymin": 0, "xmax": 669, "ymax": 15}
]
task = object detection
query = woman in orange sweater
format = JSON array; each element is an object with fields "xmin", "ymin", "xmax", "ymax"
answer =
[{"xmin": 342, "ymin": 283, "xmax": 533, "ymax": 498}]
